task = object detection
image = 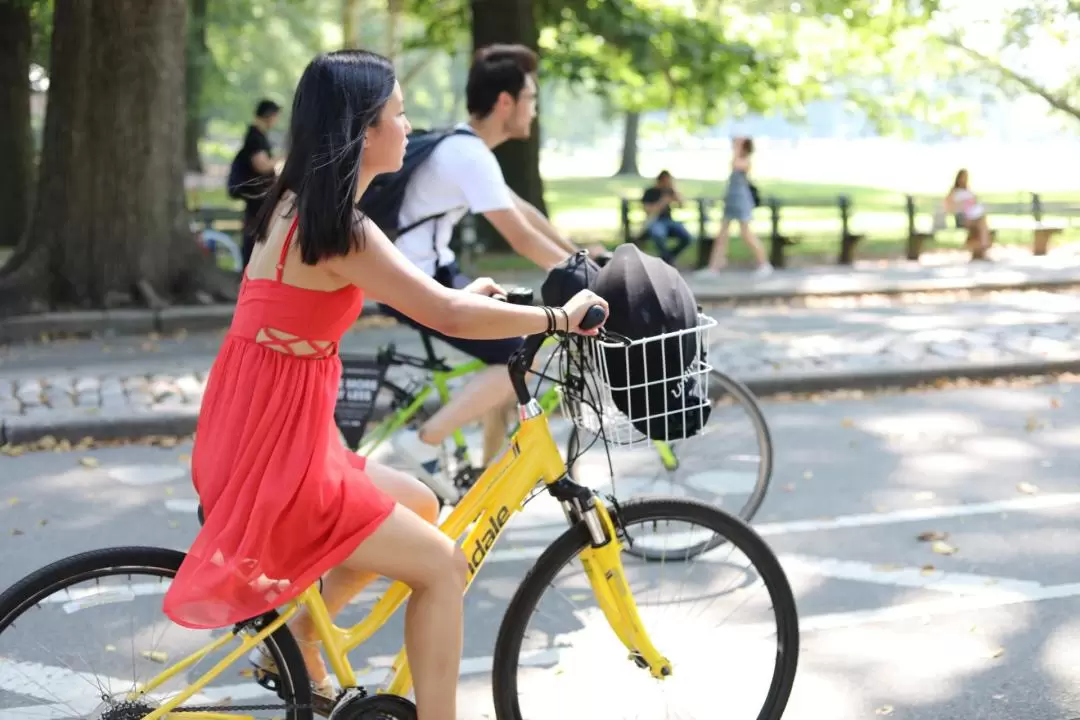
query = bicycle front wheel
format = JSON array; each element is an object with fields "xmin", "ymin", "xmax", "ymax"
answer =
[{"xmin": 491, "ymin": 497, "xmax": 799, "ymax": 720}]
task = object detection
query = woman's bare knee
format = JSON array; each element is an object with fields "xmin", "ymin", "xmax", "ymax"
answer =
[
  {"xmin": 341, "ymin": 505, "xmax": 462, "ymax": 592},
  {"xmin": 365, "ymin": 459, "xmax": 439, "ymax": 524}
]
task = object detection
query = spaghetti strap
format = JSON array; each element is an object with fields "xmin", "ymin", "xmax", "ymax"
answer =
[{"xmin": 276, "ymin": 216, "xmax": 299, "ymax": 282}]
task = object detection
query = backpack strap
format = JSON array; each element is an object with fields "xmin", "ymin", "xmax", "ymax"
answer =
[{"xmin": 399, "ymin": 126, "xmax": 478, "ymax": 266}]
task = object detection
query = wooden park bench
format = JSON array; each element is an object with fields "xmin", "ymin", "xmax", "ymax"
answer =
[
  {"xmin": 905, "ymin": 194, "xmax": 1076, "ymax": 260},
  {"xmin": 619, "ymin": 193, "xmax": 868, "ymax": 269}
]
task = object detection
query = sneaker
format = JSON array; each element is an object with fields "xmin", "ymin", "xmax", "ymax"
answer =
[
  {"xmin": 753, "ymin": 263, "xmax": 774, "ymax": 278},
  {"xmin": 394, "ymin": 429, "xmax": 458, "ymax": 501}
]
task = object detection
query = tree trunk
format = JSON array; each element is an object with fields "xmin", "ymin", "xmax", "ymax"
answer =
[
  {"xmin": 342, "ymin": 0, "xmax": 361, "ymax": 48},
  {"xmin": 615, "ymin": 110, "xmax": 641, "ymax": 177},
  {"xmin": 387, "ymin": 0, "xmax": 403, "ymax": 60},
  {"xmin": 0, "ymin": 0, "xmax": 227, "ymax": 315},
  {"xmin": 470, "ymin": 0, "xmax": 547, "ymax": 252},
  {"xmin": 0, "ymin": 0, "xmax": 33, "ymax": 249},
  {"xmin": 184, "ymin": 0, "xmax": 208, "ymax": 173}
]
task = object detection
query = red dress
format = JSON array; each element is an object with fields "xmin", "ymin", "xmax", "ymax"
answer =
[{"xmin": 163, "ymin": 216, "xmax": 396, "ymax": 629}]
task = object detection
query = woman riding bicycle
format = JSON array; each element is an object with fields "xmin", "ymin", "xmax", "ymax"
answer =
[{"xmin": 161, "ymin": 49, "xmax": 607, "ymax": 720}]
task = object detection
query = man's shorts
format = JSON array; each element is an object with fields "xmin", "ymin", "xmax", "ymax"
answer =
[{"xmin": 377, "ymin": 262, "xmax": 525, "ymax": 366}]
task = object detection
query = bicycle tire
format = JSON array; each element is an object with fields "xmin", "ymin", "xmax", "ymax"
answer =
[
  {"xmin": 490, "ymin": 497, "xmax": 799, "ymax": 720},
  {"xmin": 0, "ymin": 546, "xmax": 314, "ymax": 720}
]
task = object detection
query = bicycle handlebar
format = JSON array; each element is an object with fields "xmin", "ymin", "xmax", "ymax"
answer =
[{"xmin": 505, "ymin": 296, "xmax": 608, "ymax": 407}]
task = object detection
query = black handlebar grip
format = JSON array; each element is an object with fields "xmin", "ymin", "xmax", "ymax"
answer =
[{"xmin": 580, "ymin": 304, "xmax": 607, "ymax": 331}]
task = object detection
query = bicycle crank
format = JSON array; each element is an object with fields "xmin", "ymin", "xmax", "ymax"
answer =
[{"xmin": 328, "ymin": 689, "xmax": 417, "ymax": 719}]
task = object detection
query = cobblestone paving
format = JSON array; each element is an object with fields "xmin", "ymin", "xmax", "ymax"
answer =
[{"xmin": 2, "ymin": 290, "xmax": 1079, "ymax": 426}]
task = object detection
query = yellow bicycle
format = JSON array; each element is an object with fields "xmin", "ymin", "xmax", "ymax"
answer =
[{"xmin": 0, "ymin": 307, "xmax": 799, "ymax": 720}]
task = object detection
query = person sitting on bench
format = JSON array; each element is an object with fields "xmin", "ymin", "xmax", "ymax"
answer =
[
  {"xmin": 641, "ymin": 170, "xmax": 693, "ymax": 265},
  {"xmin": 944, "ymin": 168, "xmax": 993, "ymax": 260}
]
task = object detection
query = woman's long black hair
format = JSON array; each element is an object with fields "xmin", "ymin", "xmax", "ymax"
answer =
[{"xmin": 252, "ymin": 50, "xmax": 396, "ymax": 265}]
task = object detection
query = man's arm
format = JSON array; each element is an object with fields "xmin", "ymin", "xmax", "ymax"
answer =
[
  {"xmin": 250, "ymin": 150, "xmax": 276, "ymax": 175},
  {"xmin": 482, "ymin": 206, "xmax": 574, "ymax": 270},
  {"xmin": 509, "ymin": 189, "xmax": 579, "ymax": 256}
]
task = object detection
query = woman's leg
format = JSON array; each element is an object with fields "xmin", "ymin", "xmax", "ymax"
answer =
[
  {"xmin": 338, "ymin": 500, "xmax": 466, "ymax": 720},
  {"xmin": 707, "ymin": 217, "xmax": 734, "ymax": 270},
  {"xmin": 287, "ymin": 462, "xmax": 443, "ymax": 686},
  {"xmin": 738, "ymin": 220, "xmax": 769, "ymax": 267}
]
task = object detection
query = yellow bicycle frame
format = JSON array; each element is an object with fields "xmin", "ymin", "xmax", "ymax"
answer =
[{"xmin": 138, "ymin": 403, "xmax": 670, "ymax": 718}]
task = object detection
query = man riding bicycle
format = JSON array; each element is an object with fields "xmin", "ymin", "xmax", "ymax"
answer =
[{"xmin": 364, "ymin": 43, "xmax": 599, "ymax": 485}]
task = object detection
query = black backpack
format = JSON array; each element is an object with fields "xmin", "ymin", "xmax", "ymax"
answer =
[
  {"xmin": 356, "ymin": 127, "xmax": 477, "ymax": 238},
  {"xmin": 226, "ymin": 152, "xmax": 274, "ymax": 201},
  {"xmin": 592, "ymin": 243, "xmax": 711, "ymax": 441}
]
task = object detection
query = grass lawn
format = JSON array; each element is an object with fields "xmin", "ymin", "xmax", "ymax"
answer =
[{"xmin": 187, "ymin": 173, "xmax": 1080, "ymax": 274}]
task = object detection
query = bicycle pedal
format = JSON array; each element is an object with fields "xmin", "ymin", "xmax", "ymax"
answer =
[{"xmin": 252, "ymin": 666, "xmax": 280, "ymax": 694}]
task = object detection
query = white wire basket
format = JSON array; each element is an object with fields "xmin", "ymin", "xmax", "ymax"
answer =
[{"xmin": 558, "ymin": 312, "xmax": 718, "ymax": 447}]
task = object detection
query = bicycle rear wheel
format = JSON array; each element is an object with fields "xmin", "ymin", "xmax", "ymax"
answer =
[
  {"xmin": 0, "ymin": 546, "xmax": 313, "ymax": 719},
  {"xmin": 491, "ymin": 497, "xmax": 799, "ymax": 720}
]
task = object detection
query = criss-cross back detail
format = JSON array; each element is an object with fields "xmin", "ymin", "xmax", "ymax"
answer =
[
  {"xmin": 255, "ymin": 327, "xmax": 337, "ymax": 358},
  {"xmin": 252, "ymin": 216, "xmax": 339, "ymax": 358}
]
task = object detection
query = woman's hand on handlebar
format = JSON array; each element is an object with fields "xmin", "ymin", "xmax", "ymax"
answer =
[
  {"xmin": 561, "ymin": 289, "xmax": 608, "ymax": 336},
  {"xmin": 462, "ymin": 276, "xmax": 507, "ymax": 298}
]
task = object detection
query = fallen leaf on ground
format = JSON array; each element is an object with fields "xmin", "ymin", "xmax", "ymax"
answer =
[
  {"xmin": 931, "ymin": 540, "xmax": 958, "ymax": 555},
  {"xmin": 917, "ymin": 530, "xmax": 948, "ymax": 542},
  {"xmin": 840, "ymin": 418, "xmax": 855, "ymax": 428},
  {"xmin": 79, "ymin": 457, "xmax": 100, "ymax": 468},
  {"xmin": 11, "ymin": 529, "xmax": 23, "ymax": 536},
  {"xmin": 141, "ymin": 650, "xmax": 168, "ymax": 664},
  {"xmin": 914, "ymin": 490, "xmax": 935, "ymax": 501},
  {"xmin": 37, "ymin": 519, "xmax": 47, "ymax": 526},
  {"xmin": 1016, "ymin": 482, "xmax": 1038, "ymax": 494},
  {"xmin": 1050, "ymin": 397, "xmax": 1062, "ymax": 409},
  {"xmin": 803, "ymin": 470, "xmax": 813, "ymax": 480},
  {"xmin": 1025, "ymin": 416, "xmax": 1042, "ymax": 432},
  {"xmin": 987, "ymin": 647, "xmax": 1005, "ymax": 659},
  {"xmin": 920, "ymin": 565, "xmax": 936, "ymax": 576},
  {"xmin": 105, "ymin": 644, "xmax": 117, "ymax": 652},
  {"xmin": 5, "ymin": 498, "xmax": 18, "ymax": 507},
  {"xmin": 875, "ymin": 705, "xmax": 894, "ymax": 716}
]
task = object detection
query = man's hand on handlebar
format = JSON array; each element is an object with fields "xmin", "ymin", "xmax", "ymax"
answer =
[
  {"xmin": 561, "ymin": 289, "xmax": 608, "ymax": 335},
  {"xmin": 462, "ymin": 276, "xmax": 507, "ymax": 298}
]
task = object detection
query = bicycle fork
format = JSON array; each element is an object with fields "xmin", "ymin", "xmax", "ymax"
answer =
[{"xmin": 554, "ymin": 480, "xmax": 673, "ymax": 679}]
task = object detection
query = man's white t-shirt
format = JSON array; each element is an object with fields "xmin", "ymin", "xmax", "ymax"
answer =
[{"xmin": 396, "ymin": 123, "xmax": 515, "ymax": 277}]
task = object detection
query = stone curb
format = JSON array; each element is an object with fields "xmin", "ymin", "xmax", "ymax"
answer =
[
  {"xmin": 4, "ymin": 272, "xmax": 1080, "ymax": 343},
  {"xmin": 5, "ymin": 356, "xmax": 1080, "ymax": 445}
]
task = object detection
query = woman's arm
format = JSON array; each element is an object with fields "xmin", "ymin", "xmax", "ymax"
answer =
[{"xmin": 324, "ymin": 217, "xmax": 604, "ymax": 339}]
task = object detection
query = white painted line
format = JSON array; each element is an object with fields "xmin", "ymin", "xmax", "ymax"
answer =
[
  {"xmin": 164, "ymin": 498, "xmax": 200, "ymax": 514},
  {"xmin": 797, "ymin": 579, "xmax": 1080, "ymax": 634},
  {"xmin": 755, "ymin": 492, "xmax": 1080, "ymax": 536},
  {"xmin": 777, "ymin": 554, "xmax": 1042, "ymax": 597}
]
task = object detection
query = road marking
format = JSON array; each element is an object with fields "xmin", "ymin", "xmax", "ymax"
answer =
[
  {"xmin": 755, "ymin": 492, "xmax": 1080, "ymax": 536},
  {"xmin": 778, "ymin": 554, "xmax": 1042, "ymax": 596},
  {"xmin": 796, "ymin": 579, "xmax": 1080, "ymax": 633}
]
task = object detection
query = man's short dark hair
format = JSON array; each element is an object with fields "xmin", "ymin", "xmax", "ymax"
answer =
[
  {"xmin": 657, "ymin": 170, "xmax": 672, "ymax": 182},
  {"xmin": 466, "ymin": 44, "xmax": 539, "ymax": 118},
  {"xmin": 255, "ymin": 99, "xmax": 282, "ymax": 118}
]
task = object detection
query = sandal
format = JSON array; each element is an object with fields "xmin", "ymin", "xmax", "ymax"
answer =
[{"xmin": 248, "ymin": 642, "xmax": 339, "ymax": 717}]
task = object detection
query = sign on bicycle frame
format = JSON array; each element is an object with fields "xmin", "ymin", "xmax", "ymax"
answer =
[{"xmin": 335, "ymin": 354, "xmax": 389, "ymax": 451}]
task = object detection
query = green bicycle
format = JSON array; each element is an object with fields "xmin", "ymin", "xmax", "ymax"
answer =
[{"xmin": 345, "ymin": 291, "xmax": 774, "ymax": 559}]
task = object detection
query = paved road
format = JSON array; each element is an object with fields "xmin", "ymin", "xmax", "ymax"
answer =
[
  {"xmin": 2, "ymin": 380, "xmax": 1080, "ymax": 718},
  {"xmin": 2, "ymin": 289, "xmax": 1079, "ymax": 431}
]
